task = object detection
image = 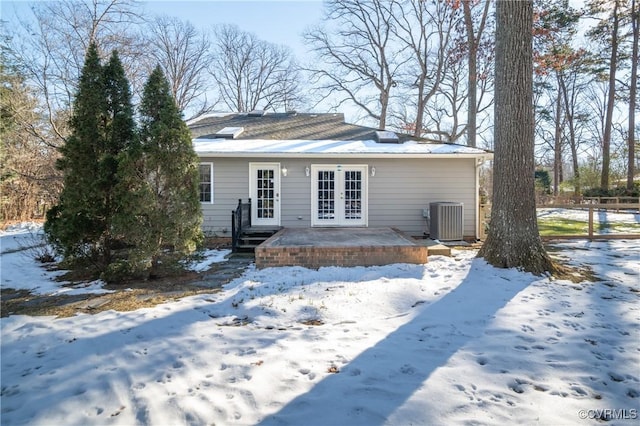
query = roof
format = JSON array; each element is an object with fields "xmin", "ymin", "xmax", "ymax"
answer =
[
  {"xmin": 188, "ymin": 112, "xmax": 492, "ymax": 159},
  {"xmin": 193, "ymin": 138, "xmax": 489, "ymax": 158},
  {"xmin": 188, "ymin": 112, "xmax": 419, "ymax": 142}
]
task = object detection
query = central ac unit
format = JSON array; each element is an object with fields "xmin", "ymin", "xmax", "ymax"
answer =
[{"xmin": 429, "ymin": 202, "xmax": 463, "ymax": 241}]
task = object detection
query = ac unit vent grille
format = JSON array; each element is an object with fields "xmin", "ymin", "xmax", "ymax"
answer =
[{"xmin": 429, "ymin": 202, "xmax": 463, "ymax": 241}]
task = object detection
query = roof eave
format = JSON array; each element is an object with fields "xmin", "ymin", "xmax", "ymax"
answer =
[{"xmin": 195, "ymin": 151, "xmax": 493, "ymax": 160}]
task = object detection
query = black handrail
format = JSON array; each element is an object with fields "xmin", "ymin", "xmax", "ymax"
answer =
[{"xmin": 231, "ymin": 198, "xmax": 252, "ymax": 252}]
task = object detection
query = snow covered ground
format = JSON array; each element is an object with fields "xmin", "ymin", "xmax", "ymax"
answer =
[
  {"xmin": 1, "ymin": 223, "xmax": 639, "ymax": 425},
  {"xmin": 0, "ymin": 224, "xmax": 230, "ymax": 295},
  {"xmin": 0, "ymin": 223, "xmax": 109, "ymax": 296}
]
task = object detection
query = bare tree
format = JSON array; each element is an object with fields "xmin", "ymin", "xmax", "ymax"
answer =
[
  {"xmin": 422, "ymin": 56, "xmax": 468, "ymax": 143},
  {"xmin": 553, "ymin": 78, "xmax": 565, "ymax": 195},
  {"xmin": 146, "ymin": 15, "xmax": 213, "ymax": 119},
  {"xmin": 628, "ymin": 0, "xmax": 638, "ymax": 189},
  {"xmin": 6, "ymin": 0, "xmax": 145, "ymax": 146},
  {"xmin": 558, "ymin": 55, "xmax": 594, "ymax": 195},
  {"xmin": 2, "ymin": 0, "xmax": 148, "ymax": 222},
  {"xmin": 390, "ymin": 0, "xmax": 457, "ymax": 138},
  {"xmin": 533, "ymin": 0, "xmax": 584, "ymax": 194},
  {"xmin": 478, "ymin": 0, "xmax": 556, "ymax": 274},
  {"xmin": 303, "ymin": 0, "xmax": 405, "ymax": 129},
  {"xmin": 390, "ymin": 0, "xmax": 493, "ymax": 144},
  {"xmin": 583, "ymin": 79, "xmax": 609, "ymax": 158},
  {"xmin": 587, "ymin": 0, "xmax": 622, "ymax": 190},
  {"xmin": 601, "ymin": 0, "xmax": 620, "ymax": 190},
  {"xmin": 1, "ymin": 47, "xmax": 61, "ymax": 221},
  {"xmin": 210, "ymin": 24, "xmax": 302, "ymax": 113},
  {"xmin": 462, "ymin": 0, "xmax": 492, "ymax": 148},
  {"xmin": 533, "ymin": 75, "xmax": 563, "ymax": 187}
]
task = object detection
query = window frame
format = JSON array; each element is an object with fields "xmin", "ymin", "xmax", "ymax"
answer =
[{"xmin": 199, "ymin": 162, "xmax": 214, "ymax": 204}]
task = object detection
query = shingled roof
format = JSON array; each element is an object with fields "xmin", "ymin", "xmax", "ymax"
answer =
[{"xmin": 188, "ymin": 112, "xmax": 418, "ymax": 142}]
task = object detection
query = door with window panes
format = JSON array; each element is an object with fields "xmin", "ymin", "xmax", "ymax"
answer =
[
  {"xmin": 250, "ymin": 163, "xmax": 280, "ymax": 226},
  {"xmin": 312, "ymin": 165, "xmax": 367, "ymax": 226}
]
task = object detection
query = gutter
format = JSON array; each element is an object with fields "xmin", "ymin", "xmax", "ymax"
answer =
[{"xmin": 194, "ymin": 152, "xmax": 494, "ymax": 160}]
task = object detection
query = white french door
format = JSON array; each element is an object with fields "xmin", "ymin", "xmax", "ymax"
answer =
[
  {"xmin": 312, "ymin": 165, "xmax": 367, "ymax": 227},
  {"xmin": 250, "ymin": 163, "xmax": 281, "ymax": 226}
]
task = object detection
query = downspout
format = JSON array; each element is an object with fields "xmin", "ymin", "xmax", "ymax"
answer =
[{"xmin": 475, "ymin": 156, "xmax": 486, "ymax": 241}]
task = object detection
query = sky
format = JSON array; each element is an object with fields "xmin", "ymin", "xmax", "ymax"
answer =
[
  {"xmin": 1, "ymin": 0, "xmax": 337, "ymax": 118},
  {"xmin": 140, "ymin": 1, "xmax": 323, "ymax": 59},
  {"xmin": 2, "ymin": 0, "xmax": 324, "ymax": 62}
]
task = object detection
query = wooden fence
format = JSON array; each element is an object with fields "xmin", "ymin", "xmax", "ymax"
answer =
[
  {"xmin": 582, "ymin": 196, "xmax": 640, "ymax": 205},
  {"xmin": 478, "ymin": 202, "xmax": 640, "ymax": 241},
  {"xmin": 537, "ymin": 195, "xmax": 640, "ymax": 206},
  {"xmin": 539, "ymin": 203, "xmax": 640, "ymax": 241}
]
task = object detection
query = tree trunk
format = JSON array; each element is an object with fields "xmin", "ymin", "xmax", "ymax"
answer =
[
  {"xmin": 553, "ymin": 82, "xmax": 562, "ymax": 196},
  {"xmin": 379, "ymin": 89, "xmax": 389, "ymax": 129},
  {"xmin": 629, "ymin": 0, "xmax": 638, "ymax": 190},
  {"xmin": 464, "ymin": 0, "xmax": 478, "ymax": 148},
  {"xmin": 559, "ymin": 72, "xmax": 581, "ymax": 195},
  {"xmin": 601, "ymin": 0, "xmax": 620, "ymax": 190},
  {"xmin": 463, "ymin": 0, "xmax": 490, "ymax": 148},
  {"xmin": 478, "ymin": 0, "xmax": 555, "ymax": 275},
  {"xmin": 414, "ymin": 75, "xmax": 425, "ymax": 137}
]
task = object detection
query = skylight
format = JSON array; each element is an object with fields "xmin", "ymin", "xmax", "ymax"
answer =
[
  {"xmin": 375, "ymin": 131, "xmax": 400, "ymax": 144},
  {"xmin": 215, "ymin": 127, "xmax": 244, "ymax": 139}
]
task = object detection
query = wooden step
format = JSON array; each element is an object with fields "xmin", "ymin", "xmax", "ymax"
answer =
[
  {"xmin": 240, "ymin": 235, "xmax": 275, "ymax": 242},
  {"xmin": 235, "ymin": 244, "xmax": 259, "ymax": 252},
  {"xmin": 242, "ymin": 226, "xmax": 282, "ymax": 234},
  {"xmin": 426, "ymin": 244, "xmax": 451, "ymax": 256},
  {"xmin": 233, "ymin": 226, "xmax": 282, "ymax": 253}
]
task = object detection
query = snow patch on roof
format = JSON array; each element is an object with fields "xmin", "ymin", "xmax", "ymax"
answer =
[{"xmin": 193, "ymin": 138, "xmax": 489, "ymax": 156}]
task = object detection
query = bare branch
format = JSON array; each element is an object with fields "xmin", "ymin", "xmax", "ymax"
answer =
[
  {"xmin": 6, "ymin": 0, "xmax": 146, "ymax": 146},
  {"xmin": 303, "ymin": 0, "xmax": 405, "ymax": 128},
  {"xmin": 146, "ymin": 15, "xmax": 213, "ymax": 119},
  {"xmin": 209, "ymin": 24, "xmax": 304, "ymax": 113}
]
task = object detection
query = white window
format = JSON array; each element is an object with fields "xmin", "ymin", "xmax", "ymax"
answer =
[{"xmin": 199, "ymin": 163, "xmax": 214, "ymax": 203}]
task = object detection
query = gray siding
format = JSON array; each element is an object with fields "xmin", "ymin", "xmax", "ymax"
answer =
[
  {"xmin": 367, "ymin": 158, "xmax": 476, "ymax": 237},
  {"xmin": 199, "ymin": 158, "xmax": 249, "ymax": 236},
  {"xmin": 199, "ymin": 157, "xmax": 477, "ymax": 238}
]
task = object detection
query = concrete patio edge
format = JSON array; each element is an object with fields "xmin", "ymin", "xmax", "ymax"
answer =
[{"xmin": 254, "ymin": 227, "xmax": 428, "ymax": 269}]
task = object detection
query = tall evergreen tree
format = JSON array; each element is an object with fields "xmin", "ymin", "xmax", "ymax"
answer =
[
  {"xmin": 101, "ymin": 50, "xmax": 138, "ymax": 262},
  {"xmin": 45, "ymin": 44, "xmax": 138, "ymax": 273},
  {"xmin": 118, "ymin": 65, "xmax": 202, "ymax": 278},
  {"xmin": 45, "ymin": 43, "xmax": 109, "ymax": 262}
]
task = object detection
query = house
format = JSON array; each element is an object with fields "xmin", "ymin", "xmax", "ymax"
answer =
[{"xmin": 188, "ymin": 112, "xmax": 492, "ymax": 242}]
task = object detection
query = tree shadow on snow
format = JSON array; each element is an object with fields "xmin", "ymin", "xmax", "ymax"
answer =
[
  {"xmin": 258, "ymin": 258, "xmax": 533, "ymax": 426},
  {"xmin": 0, "ymin": 263, "xmax": 427, "ymax": 424}
]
